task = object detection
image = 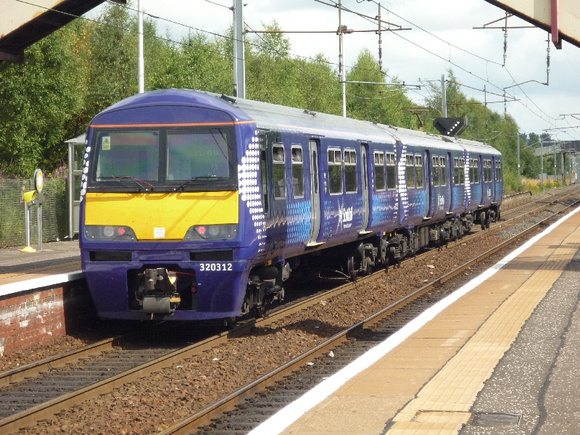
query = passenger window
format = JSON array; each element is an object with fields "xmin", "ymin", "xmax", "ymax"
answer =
[
  {"xmin": 328, "ymin": 148, "xmax": 342, "ymax": 194},
  {"xmin": 344, "ymin": 149, "xmax": 357, "ymax": 193},
  {"xmin": 374, "ymin": 152, "xmax": 385, "ymax": 191},
  {"xmin": 386, "ymin": 153, "xmax": 396, "ymax": 189},
  {"xmin": 415, "ymin": 155, "xmax": 423, "ymax": 188},
  {"xmin": 495, "ymin": 161, "xmax": 502, "ymax": 182},
  {"xmin": 440, "ymin": 156, "xmax": 447, "ymax": 186},
  {"xmin": 406, "ymin": 154, "xmax": 415, "ymax": 188},
  {"xmin": 273, "ymin": 144, "xmax": 286, "ymax": 199},
  {"xmin": 484, "ymin": 160, "xmax": 492, "ymax": 182},
  {"xmin": 454, "ymin": 157, "xmax": 464, "ymax": 185},
  {"xmin": 432, "ymin": 156, "xmax": 440, "ymax": 187},
  {"xmin": 291, "ymin": 146, "xmax": 304, "ymax": 198},
  {"xmin": 470, "ymin": 159, "xmax": 480, "ymax": 184}
]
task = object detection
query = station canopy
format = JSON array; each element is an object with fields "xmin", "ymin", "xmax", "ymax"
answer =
[
  {"xmin": 484, "ymin": 0, "xmax": 580, "ymax": 49},
  {"xmin": 0, "ymin": 0, "xmax": 125, "ymax": 63}
]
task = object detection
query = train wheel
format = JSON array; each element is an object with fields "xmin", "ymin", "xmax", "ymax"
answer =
[
  {"xmin": 347, "ymin": 256, "xmax": 357, "ymax": 281},
  {"xmin": 224, "ymin": 317, "xmax": 237, "ymax": 329},
  {"xmin": 253, "ymin": 305, "xmax": 266, "ymax": 318},
  {"xmin": 364, "ymin": 258, "xmax": 373, "ymax": 275}
]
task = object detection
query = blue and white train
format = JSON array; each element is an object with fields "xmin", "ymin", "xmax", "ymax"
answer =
[{"xmin": 79, "ymin": 89, "xmax": 503, "ymax": 321}]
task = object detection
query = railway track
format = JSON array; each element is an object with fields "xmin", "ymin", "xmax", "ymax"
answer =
[{"xmin": 1, "ymin": 186, "xmax": 579, "ymax": 434}]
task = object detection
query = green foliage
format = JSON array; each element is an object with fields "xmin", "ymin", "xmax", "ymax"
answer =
[
  {"xmin": 245, "ymin": 21, "xmax": 340, "ymax": 111},
  {"xmin": 84, "ymin": 3, "xmax": 139, "ymax": 116},
  {"xmin": 0, "ymin": 20, "xmax": 87, "ymax": 177},
  {"xmin": 346, "ymin": 49, "xmax": 417, "ymax": 128}
]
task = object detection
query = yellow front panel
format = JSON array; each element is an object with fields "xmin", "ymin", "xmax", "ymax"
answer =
[{"xmin": 85, "ymin": 191, "xmax": 239, "ymax": 240}]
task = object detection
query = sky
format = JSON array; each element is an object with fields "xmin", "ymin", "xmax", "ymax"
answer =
[{"xmin": 88, "ymin": 0, "xmax": 580, "ymax": 140}]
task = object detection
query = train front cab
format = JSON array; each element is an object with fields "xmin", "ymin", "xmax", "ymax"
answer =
[{"xmin": 79, "ymin": 92, "xmax": 267, "ymax": 321}]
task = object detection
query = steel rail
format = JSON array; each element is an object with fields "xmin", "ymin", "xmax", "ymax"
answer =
[{"xmin": 0, "ymin": 337, "xmax": 119, "ymax": 389}]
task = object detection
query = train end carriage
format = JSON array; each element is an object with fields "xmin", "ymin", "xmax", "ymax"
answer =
[
  {"xmin": 380, "ymin": 128, "xmax": 472, "ymax": 251},
  {"xmin": 459, "ymin": 138, "xmax": 503, "ymax": 229}
]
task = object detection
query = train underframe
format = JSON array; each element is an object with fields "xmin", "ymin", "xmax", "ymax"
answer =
[{"xmin": 240, "ymin": 204, "xmax": 500, "ymax": 319}]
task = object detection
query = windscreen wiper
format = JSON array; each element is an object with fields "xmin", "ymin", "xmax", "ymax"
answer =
[
  {"xmin": 102, "ymin": 175, "xmax": 156, "ymax": 192},
  {"xmin": 175, "ymin": 175, "xmax": 222, "ymax": 191}
]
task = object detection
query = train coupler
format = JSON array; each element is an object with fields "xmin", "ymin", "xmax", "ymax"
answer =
[{"xmin": 138, "ymin": 268, "xmax": 181, "ymax": 314}]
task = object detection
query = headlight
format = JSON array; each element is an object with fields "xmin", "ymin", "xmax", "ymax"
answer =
[
  {"xmin": 84, "ymin": 225, "xmax": 137, "ymax": 241},
  {"xmin": 184, "ymin": 224, "xmax": 238, "ymax": 241}
]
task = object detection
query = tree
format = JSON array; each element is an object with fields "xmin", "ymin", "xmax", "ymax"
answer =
[
  {"xmin": 0, "ymin": 19, "xmax": 88, "ymax": 176},
  {"xmin": 346, "ymin": 49, "xmax": 417, "ymax": 128},
  {"xmin": 84, "ymin": 2, "xmax": 139, "ymax": 117}
]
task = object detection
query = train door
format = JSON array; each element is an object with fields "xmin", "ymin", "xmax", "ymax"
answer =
[
  {"xmin": 448, "ymin": 151, "xmax": 455, "ymax": 211},
  {"xmin": 442, "ymin": 154, "xmax": 451, "ymax": 213},
  {"xmin": 478, "ymin": 155, "xmax": 484, "ymax": 205},
  {"xmin": 425, "ymin": 149, "xmax": 433, "ymax": 217},
  {"xmin": 307, "ymin": 139, "xmax": 322, "ymax": 246},
  {"xmin": 360, "ymin": 143, "xmax": 370, "ymax": 233},
  {"xmin": 492, "ymin": 156, "xmax": 500, "ymax": 202},
  {"xmin": 421, "ymin": 150, "xmax": 428, "ymax": 217}
]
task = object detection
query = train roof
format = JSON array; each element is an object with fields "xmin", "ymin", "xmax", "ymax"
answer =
[
  {"xmin": 208, "ymin": 91, "xmax": 500, "ymax": 157},
  {"xmin": 95, "ymin": 89, "xmax": 501, "ymax": 157}
]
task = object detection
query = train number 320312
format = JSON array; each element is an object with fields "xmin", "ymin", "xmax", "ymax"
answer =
[{"xmin": 199, "ymin": 263, "xmax": 233, "ymax": 272}]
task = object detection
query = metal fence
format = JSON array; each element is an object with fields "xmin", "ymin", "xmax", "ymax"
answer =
[{"xmin": 0, "ymin": 178, "xmax": 68, "ymax": 248}]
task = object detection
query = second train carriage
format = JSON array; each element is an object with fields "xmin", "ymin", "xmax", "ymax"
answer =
[{"xmin": 79, "ymin": 89, "xmax": 502, "ymax": 321}]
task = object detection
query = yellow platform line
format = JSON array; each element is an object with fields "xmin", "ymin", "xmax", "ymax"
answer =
[{"xmin": 387, "ymin": 226, "xmax": 580, "ymax": 434}]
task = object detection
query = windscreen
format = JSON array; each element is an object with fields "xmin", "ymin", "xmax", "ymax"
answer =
[{"xmin": 91, "ymin": 126, "xmax": 236, "ymax": 190}]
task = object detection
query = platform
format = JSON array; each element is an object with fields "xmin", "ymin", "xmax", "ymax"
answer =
[
  {"xmin": 0, "ymin": 241, "xmax": 81, "ymax": 292},
  {"xmin": 249, "ymin": 205, "xmax": 580, "ymax": 434}
]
